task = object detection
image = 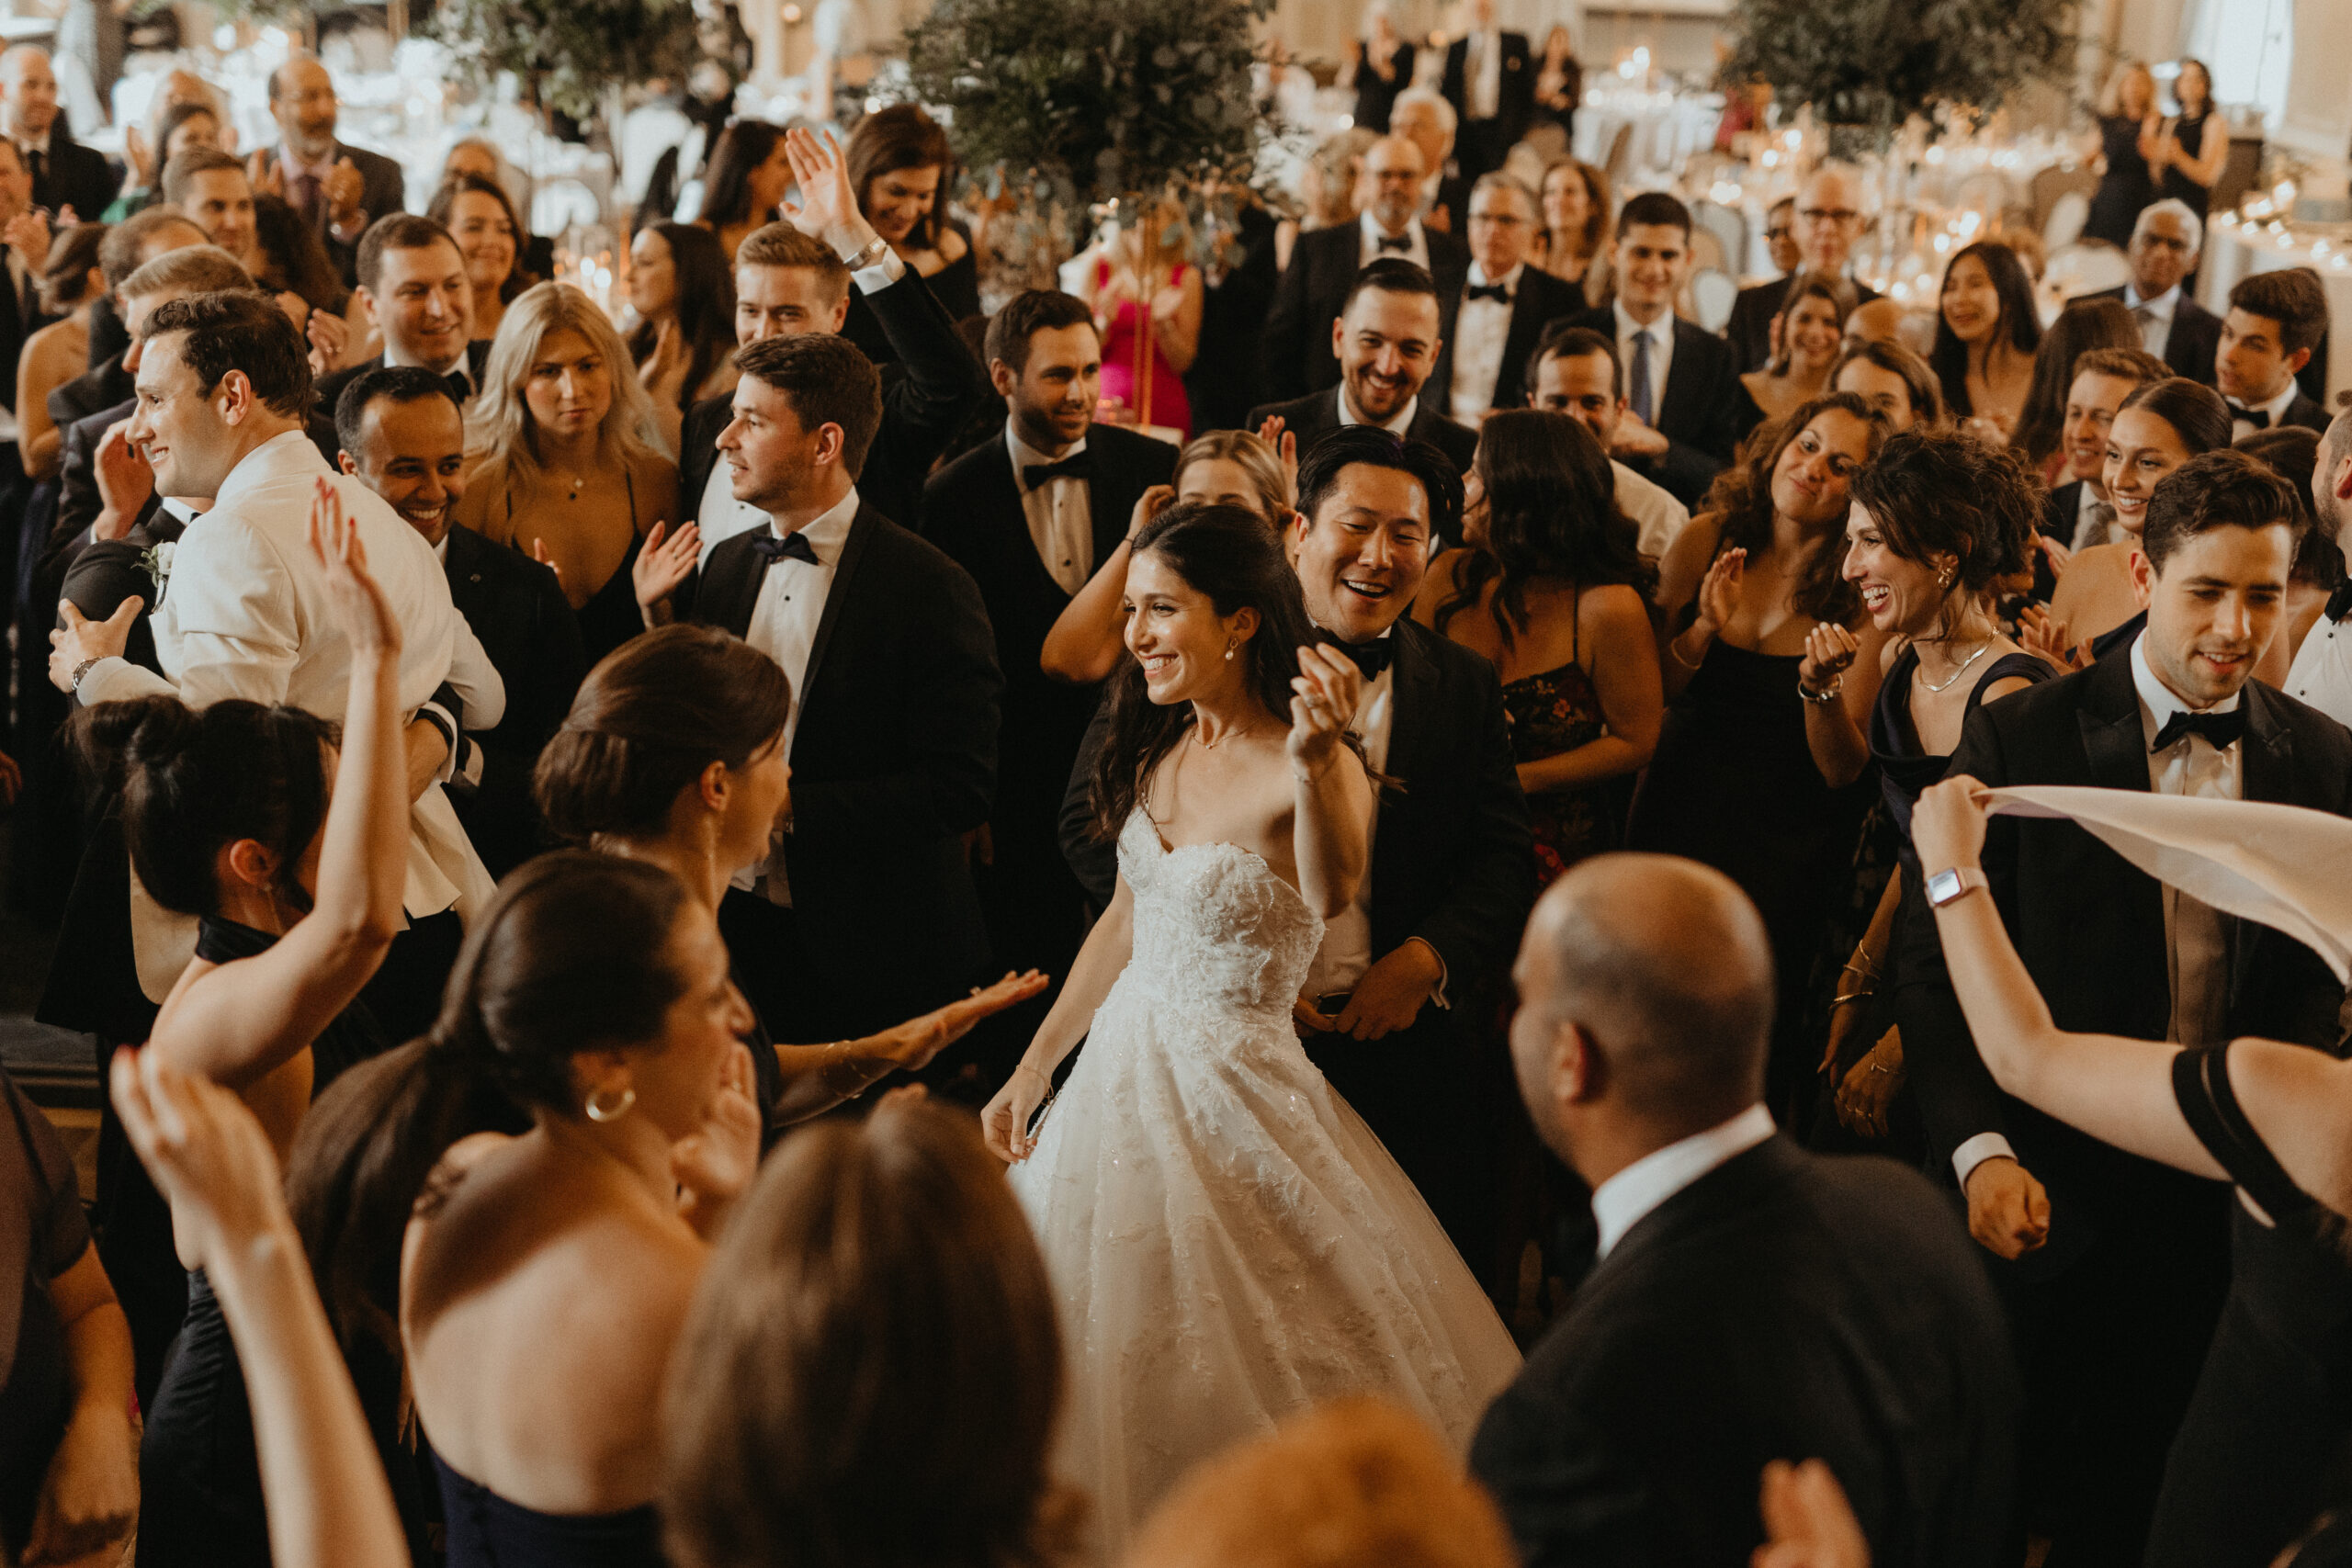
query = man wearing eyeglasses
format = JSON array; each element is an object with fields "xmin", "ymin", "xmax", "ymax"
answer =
[
  {"xmin": 1434, "ymin": 173, "xmax": 1584, "ymax": 423},
  {"xmin": 2069, "ymin": 200, "xmax": 2222, "ymax": 387},
  {"xmin": 1723, "ymin": 165, "xmax": 1880, "ymax": 373}
]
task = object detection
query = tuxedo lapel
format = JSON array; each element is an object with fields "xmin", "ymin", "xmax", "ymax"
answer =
[
  {"xmin": 2076, "ymin": 654, "xmax": 2152, "ymax": 795},
  {"xmin": 1081, "ymin": 434, "xmax": 1131, "ymax": 576},
  {"xmin": 1384, "ymin": 619, "xmax": 1440, "ymax": 793},
  {"xmin": 800, "ymin": 503, "xmax": 876, "ymax": 706},
  {"xmin": 2239, "ymin": 684, "xmax": 2299, "ymax": 807},
  {"xmin": 699, "ymin": 537, "xmax": 769, "ymax": 637}
]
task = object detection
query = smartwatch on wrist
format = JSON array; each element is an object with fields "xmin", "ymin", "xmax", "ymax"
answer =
[{"xmin": 1925, "ymin": 865, "xmax": 1988, "ymax": 908}]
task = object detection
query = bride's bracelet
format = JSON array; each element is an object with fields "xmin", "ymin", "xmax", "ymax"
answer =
[
  {"xmin": 818, "ymin": 1040, "xmax": 889, "ymax": 1100},
  {"xmin": 1013, "ymin": 1063, "xmax": 1051, "ymax": 1089}
]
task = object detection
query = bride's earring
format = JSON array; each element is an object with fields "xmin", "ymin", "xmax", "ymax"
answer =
[{"xmin": 1224, "ymin": 639, "xmax": 1237, "ymax": 660}]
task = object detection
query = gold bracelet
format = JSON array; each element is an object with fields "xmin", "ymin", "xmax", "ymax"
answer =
[
  {"xmin": 817, "ymin": 1041, "xmax": 885, "ymax": 1100},
  {"xmin": 1668, "ymin": 630, "xmax": 1709, "ymax": 671},
  {"xmin": 1829, "ymin": 990, "xmax": 1873, "ymax": 1013}
]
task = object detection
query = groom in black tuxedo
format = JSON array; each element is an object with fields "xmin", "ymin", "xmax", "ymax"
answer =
[
  {"xmin": 1060, "ymin": 423, "xmax": 1534, "ymax": 1278},
  {"xmin": 655, "ymin": 331, "xmax": 1002, "ymax": 1043},
  {"xmin": 1896, "ymin": 451, "xmax": 2352, "ymax": 1565}
]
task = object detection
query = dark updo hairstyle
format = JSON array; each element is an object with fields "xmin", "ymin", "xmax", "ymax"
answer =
[
  {"xmin": 36, "ymin": 221, "xmax": 108, "ymax": 316},
  {"xmin": 1434, "ymin": 409, "xmax": 1657, "ymax": 648},
  {"xmin": 695, "ymin": 118, "xmax": 786, "ymax": 231},
  {"xmin": 1697, "ymin": 390, "xmax": 1889, "ymax": 626},
  {"xmin": 2237, "ymin": 425, "xmax": 2342, "ymax": 592},
  {"xmin": 75, "ymin": 696, "xmax": 336, "ymax": 916},
  {"xmin": 1087, "ymin": 502, "xmax": 1325, "ymax": 839},
  {"xmin": 2116, "ymin": 375, "xmax": 2233, "ymax": 458},
  {"xmin": 286, "ymin": 852, "xmax": 698, "ymax": 1348},
  {"xmin": 1930, "ymin": 241, "xmax": 2043, "ymax": 419},
  {"xmin": 535, "ymin": 625, "xmax": 792, "ymax": 841},
  {"xmin": 662, "ymin": 1097, "xmax": 1074, "ymax": 1568},
  {"xmin": 1847, "ymin": 426, "xmax": 2041, "ymax": 637}
]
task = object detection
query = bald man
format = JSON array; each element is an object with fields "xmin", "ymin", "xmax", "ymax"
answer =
[
  {"xmin": 1470, "ymin": 854, "xmax": 2017, "ymax": 1568},
  {"xmin": 0, "ymin": 45, "xmax": 119, "ymax": 220},
  {"xmin": 1262, "ymin": 131, "xmax": 1467, "ymax": 401},
  {"xmin": 1724, "ymin": 164, "xmax": 1882, "ymax": 373}
]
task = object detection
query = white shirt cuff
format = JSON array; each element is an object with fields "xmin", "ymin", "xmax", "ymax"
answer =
[
  {"xmin": 74, "ymin": 655, "xmax": 143, "ymax": 707},
  {"xmin": 416, "ymin": 701, "xmax": 465, "ymax": 785},
  {"xmin": 1951, "ymin": 1132, "xmax": 2018, "ymax": 1190},
  {"xmin": 1409, "ymin": 936, "xmax": 1451, "ymax": 1010},
  {"xmin": 853, "ymin": 245, "xmax": 907, "ymax": 296}
]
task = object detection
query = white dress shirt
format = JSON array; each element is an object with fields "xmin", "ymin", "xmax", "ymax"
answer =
[
  {"xmin": 2285, "ymin": 593, "xmax": 2352, "ymax": 730},
  {"xmin": 1612, "ymin": 299, "xmax": 1675, "ymax": 426},
  {"xmin": 736, "ymin": 485, "xmax": 861, "ymax": 905},
  {"xmin": 1448, "ymin": 261, "xmax": 1521, "ymax": 424},
  {"xmin": 2124, "ymin": 282, "xmax": 2179, "ymax": 362},
  {"xmin": 1337, "ymin": 382, "xmax": 1418, "ymax": 436},
  {"xmin": 1949, "ymin": 636, "xmax": 2244, "ymax": 1189},
  {"xmin": 1006, "ymin": 418, "xmax": 1093, "ymax": 595},
  {"xmin": 1466, "ymin": 28, "xmax": 1504, "ymax": 119},
  {"xmin": 1358, "ymin": 209, "xmax": 1430, "ymax": 273},
  {"xmin": 1592, "ymin": 1103, "xmax": 1777, "ymax": 1258},
  {"xmin": 1611, "ymin": 459, "xmax": 1688, "ymax": 559},
  {"xmin": 2233, "ymin": 379, "xmax": 2302, "ymax": 442}
]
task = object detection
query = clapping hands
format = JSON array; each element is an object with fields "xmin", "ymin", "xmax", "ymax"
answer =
[
  {"xmin": 1799, "ymin": 622, "xmax": 1859, "ymax": 692},
  {"xmin": 1285, "ymin": 643, "xmax": 1362, "ymax": 778},
  {"xmin": 633, "ymin": 519, "xmax": 698, "ymax": 626},
  {"xmin": 672, "ymin": 1041, "xmax": 763, "ymax": 1235},
  {"xmin": 1693, "ymin": 546, "xmax": 1746, "ymax": 636}
]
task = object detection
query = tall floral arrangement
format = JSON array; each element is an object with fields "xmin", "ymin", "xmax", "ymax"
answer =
[{"xmin": 1723, "ymin": 0, "xmax": 2079, "ymax": 137}]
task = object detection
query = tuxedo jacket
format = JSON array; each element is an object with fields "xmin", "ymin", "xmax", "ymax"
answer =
[
  {"xmin": 1894, "ymin": 651, "xmax": 2352, "ymax": 1217},
  {"xmin": 1261, "ymin": 221, "xmax": 1468, "ymax": 401},
  {"xmin": 2279, "ymin": 390, "xmax": 2332, "ymax": 435},
  {"xmin": 439, "ymin": 525, "xmax": 587, "ymax": 878},
  {"xmin": 1242, "ymin": 389, "xmax": 1481, "ymax": 529},
  {"xmin": 1440, "ymin": 31, "xmax": 1534, "ymax": 142},
  {"xmin": 259, "ymin": 142, "xmax": 407, "ymax": 284},
  {"xmin": 1563, "ymin": 306, "xmax": 1738, "ymax": 507},
  {"xmin": 312, "ymin": 342, "xmax": 493, "ymax": 432},
  {"xmin": 1471, "ymin": 1136, "xmax": 2018, "ymax": 1568},
  {"xmin": 2042, "ymin": 478, "xmax": 2088, "ymax": 543},
  {"xmin": 1725, "ymin": 273, "xmax": 1883, "ymax": 374},
  {"xmin": 2075, "ymin": 285, "xmax": 2222, "ymax": 386},
  {"xmin": 1429, "ymin": 264, "xmax": 1585, "ymax": 417},
  {"xmin": 921, "ymin": 423, "xmax": 1174, "ymax": 848},
  {"xmin": 680, "ymin": 267, "xmax": 983, "ymax": 534},
  {"xmin": 684, "ymin": 502, "xmax": 1002, "ymax": 1019},
  {"xmin": 29, "ymin": 133, "xmax": 121, "ymax": 224}
]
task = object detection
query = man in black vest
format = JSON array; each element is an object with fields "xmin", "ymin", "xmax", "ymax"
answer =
[
  {"xmin": 336, "ymin": 366, "xmax": 585, "ymax": 878},
  {"xmin": 1475, "ymin": 854, "xmax": 2017, "ymax": 1566},
  {"xmin": 923, "ymin": 289, "xmax": 1173, "ymax": 1052},
  {"xmin": 642, "ymin": 331, "xmax": 1001, "ymax": 1043}
]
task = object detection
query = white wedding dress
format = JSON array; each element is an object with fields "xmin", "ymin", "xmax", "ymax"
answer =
[{"xmin": 1009, "ymin": 810, "xmax": 1522, "ymax": 1559}]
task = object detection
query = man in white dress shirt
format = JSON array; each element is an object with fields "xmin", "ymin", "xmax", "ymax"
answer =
[
  {"xmin": 50, "ymin": 288, "xmax": 502, "ymax": 1034},
  {"xmin": 1442, "ymin": 173, "xmax": 1582, "ymax": 427},
  {"xmin": 2290, "ymin": 408, "xmax": 2352, "ymax": 728},
  {"xmin": 1526, "ymin": 324, "xmax": 1689, "ymax": 558}
]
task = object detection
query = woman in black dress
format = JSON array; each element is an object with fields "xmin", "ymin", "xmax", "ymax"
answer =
[
  {"xmin": 1911, "ymin": 778, "xmax": 2352, "ymax": 1568},
  {"xmin": 2084, "ymin": 62, "xmax": 2161, "ymax": 248},
  {"xmin": 1627, "ymin": 393, "xmax": 1888, "ymax": 1118},
  {"xmin": 2155, "ymin": 59, "xmax": 2227, "ymax": 219},
  {"xmin": 843, "ymin": 104, "xmax": 981, "ymax": 364},
  {"xmin": 1345, "ymin": 6, "xmax": 1415, "ymax": 135}
]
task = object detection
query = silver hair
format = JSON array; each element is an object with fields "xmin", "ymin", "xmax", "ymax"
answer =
[
  {"xmin": 1393, "ymin": 86, "xmax": 1457, "ymax": 139},
  {"xmin": 2132, "ymin": 197, "xmax": 2205, "ymax": 256},
  {"xmin": 1469, "ymin": 170, "xmax": 1537, "ymax": 209}
]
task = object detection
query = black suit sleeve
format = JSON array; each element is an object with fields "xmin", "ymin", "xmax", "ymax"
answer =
[
  {"xmin": 1471, "ymin": 1377, "xmax": 1657, "ymax": 1567},
  {"xmin": 1059, "ymin": 695, "xmax": 1119, "ymax": 908},
  {"xmin": 1414, "ymin": 662, "xmax": 1537, "ymax": 982},
  {"xmin": 1892, "ymin": 706, "xmax": 2018, "ymax": 1177},
  {"xmin": 865, "ymin": 266, "xmax": 987, "ymax": 477},
  {"xmin": 1261, "ymin": 242, "xmax": 1318, "ymax": 403},
  {"xmin": 1651, "ymin": 342, "xmax": 1737, "ymax": 505},
  {"xmin": 791, "ymin": 550, "xmax": 1002, "ymax": 849}
]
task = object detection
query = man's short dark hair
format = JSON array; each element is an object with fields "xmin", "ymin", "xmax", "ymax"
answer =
[
  {"xmin": 1339, "ymin": 256, "xmax": 1439, "ymax": 320},
  {"xmin": 334, "ymin": 364, "xmax": 462, "ymax": 463},
  {"xmin": 1527, "ymin": 322, "xmax": 1620, "ymax": 397},
  {"xmin": 101, "ymin": 207, "xmax": 207, "ymax": 291},
  {"xmin": 145, "ymin": 289, "xmax": 312, "ymax": 420},
  {"xmin": 1294, "ymin": 424, "xmax": 1464, "ymax": 544},
  {"xmin": 1615, "ymin": 190, "xmax": 1693, "ymax": 243},
  {"xmin": 161, "ymin": 146, "xmax": 244, "ymax": 209},
  {"xmin": 2071, "ymin": 346, "xmax": 2169, "ymax": 388},
  {"xmin": 733, "ymin": 332, "xmax": 884, "ymax": 478},
  {"xmin": 2143, "ymin": 447, "xmax": 2306, "ymax": 572},
  {"xmin": 2228, "ymin": 268, "xmax": 2330, "ymax": 356},
  {"xmin": 983, "ymin": 289, "xmax": 1095, "ymax": 376},
  {"xmin": 356, "ymin": 213, "xmax": 461, "ymax": 294}
]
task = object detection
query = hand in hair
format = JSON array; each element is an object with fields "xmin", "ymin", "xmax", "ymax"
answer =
[
  {"xmin": 671, "ymin": 1041, "xmax": 763, "ymax": 1239},
  {"xmin": 778, "ymin": 125, "xmax": 879, "ymax": 259},
  {"xmin": 1752, "ymin": 1459, "xmax": 1870, "ymax": 1568},
  {"xmin": 47, "ymin": 596, "xmax": 141, "ymax": 694},
  {"xmin": 632, "ymin": 519, "xmax": 699, "ymax": 627}
]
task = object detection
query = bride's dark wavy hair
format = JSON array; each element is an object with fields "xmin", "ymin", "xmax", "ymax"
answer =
[{"xmin": 1087, "ymin": 502, "xmax": 1323, "ymax": 840}]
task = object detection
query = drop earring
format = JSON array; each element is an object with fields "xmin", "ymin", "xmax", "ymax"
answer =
[{"xmin": 1224, "ymin": 640, "xmax": 1237, "ymax": 660}]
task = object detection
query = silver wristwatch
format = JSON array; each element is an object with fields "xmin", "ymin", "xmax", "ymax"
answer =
[{"xmin": 1925, "ymin": 865, "xmax": 1988, "ymax": 907}]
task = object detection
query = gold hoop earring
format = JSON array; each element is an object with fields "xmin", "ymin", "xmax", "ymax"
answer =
[{"xmin": 584, "ymin": 1086, "xmax": 636, "ymax": 1123}]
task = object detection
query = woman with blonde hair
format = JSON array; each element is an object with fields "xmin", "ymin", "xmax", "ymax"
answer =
[
  {"xmin": 1039, "ymin": 428, "xmax": 1291, "ymax": 683},
  {"xmin": 451, "ymin": 281, "xmax": 679, "ymax": 660}
]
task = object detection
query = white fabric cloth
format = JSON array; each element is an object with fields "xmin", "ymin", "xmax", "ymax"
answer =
[
  {"xmin": 1006, "ymin": 418, "xmax": 1093, "ymax": 595},
  {"xmin": 737, "ymin": 486, "xmax": 860, "ymax": 904},
  {"xmin": 2285, "ymin": 605, "xmax": 2352, "ymax": 731},
  {"xmin": 1612, "ymin": 458, "xmax": 1688, "ymax": 559},
  {"xmin": 1357, "ymin": 209, "xmax": 1430, "ymax": 272},
  {"xmin": 2125, "ymin": 282, "xmax": 2178, "ymax": 361},
  {"xmin": 1447, "ymin": 261, "xmax": 1521, "ymax": 424},
  {"xmin": 1303, "ymin": 651, "xmax": 1394, "ymax": 998},
  {"xmin": 1337, "ymin": 382, "xmax": 1418, "ymax": 436},
  {"xmin": 1592, "ymin": 1103, "xmax": 1777, "ymax": 1258},
  {"xmin": 1009, "ymin": 808, "xmax": 1520, "ymax": 1562},
  {"xmin": 1612, "ymin": 299, "xmax": 1674, "ymax": 423}
]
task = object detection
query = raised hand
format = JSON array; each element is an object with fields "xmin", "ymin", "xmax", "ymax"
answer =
[
  {"xmin": 4, "ymin": 207, "xmax": 50, "ymax": 268},
  {"xmin": 777, "ymin": 125, "xmax": 879, "ymax": 256},
  {"xmin": 1286, "ymin": 642, "xmax": 1363, "ymax": 777},
  {"xmin": 323, "ymin": 157, "xmax": 366, "ymax": 225},
  {"xmin": 124, "ymin": 122, "xmax": 155, "ymax": 188},
  {"xmin": 870, "ymin": 970, "xmax": 1050, "ymax": 1072},
  {"xmin": 306, "ymin": 478, "xmax": 401, "ymax": 659},
  {"xmin": 1694, "ymin": 546, "xmax": 1746, "ymax": 635},
  {"xmin": 109, "ymin": 1044, "xmax": 291, "ymax": 1276},
  {"xmin": 307, "ymin": 308, "xmax": 349, "ymax": 376},
  {"xmin": 982, "ymin": 1062, "xmax": 1053, "ymax": 1163},
  {"xmin": 246, "ymin": 148, "xmax": 286, "ymax": 200},
  {"xmin": 632, "ymin": 518, "xmax": 698, "ymax": 624},
  {"xmin": 1125, "ymin": 483, "xmax": 1173, "ymax": 543},
  {"xmin": 92, "ymin": 420, "xmax": 155, "ymax": 538},
  {"xmin": 1752, "ymin": 1459, "xmax": 1870, "ymax": 1568},
  {"xmin": 48, "ymin": 597, "xmax": 142, "ymax": 693},
  {"xmin": 2016, "ymin": 604, "xmax": 2086, "ymax": 672},
  {"xmin": 2033, "ymin": 532, "xmax": 2073, "ymax": 580},
  {"xmin": 672, "ymin": 1041, "xmax": 763, "ymax": 1232},
  {"xmin": 1799, "ymin": 621, "xmax": 1860, "ymax": 690}
]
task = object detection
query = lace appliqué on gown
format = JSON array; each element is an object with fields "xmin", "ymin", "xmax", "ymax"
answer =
[{"xmin": 1009, "ymin": 810, "xmax": 1521, "ymax": 1562}]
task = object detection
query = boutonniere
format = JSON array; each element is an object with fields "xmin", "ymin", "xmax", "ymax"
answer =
[{"xmin": 139, "ymin": 538, "xmax": 175, "ymax": 601}]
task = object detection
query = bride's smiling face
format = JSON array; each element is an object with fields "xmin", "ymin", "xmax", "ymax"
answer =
[{"xmin": 1123, "ymin": 548, "xmax": 1258, "ymax": 705}]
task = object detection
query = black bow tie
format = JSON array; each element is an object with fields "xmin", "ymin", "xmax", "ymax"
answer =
[
  {"xmin": 2151, "ymin": 707, "xmax": 2245, "ymax": 754},
  {"xmin": 747, "ymin": 530, "xmax": 820, "ymax": 567},
  {"xmin": 1375, "ymin": 233, "xmax": 1410, "ymax": 253},
  {"xmin": 2229, "ymin": 402, "xmax": 2272, "ymax": 430},
  {"xmin": 1464, "ymin": 282, "xmax": 1510, "ymax": 304},
  {"xmin": 1319, "ymin": 635, "xmax": 1395, "ymax": 681},
  {"xmin": 2327, "ymin": 581, "xmax": 2352, "ymax": 623},
  {"xmin": 445, "ymin": 370, "xmax": 471, "ymax": 402},
  {"xmin": 1023, "ymin": 452, "xmax": 1092, "ymax": 490}
]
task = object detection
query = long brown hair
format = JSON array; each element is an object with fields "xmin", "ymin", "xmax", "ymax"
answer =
[
  {"xmin": 846, "ymin": 105, "xmax": 957, "ymax": 253},
  {"xmin": 662, "ymin": 1098, "xmax": 1072, "ymax": 1568},
  {"xmin": 1695, "ymin": 391, "xmax": 1887, "ymax": 626}
]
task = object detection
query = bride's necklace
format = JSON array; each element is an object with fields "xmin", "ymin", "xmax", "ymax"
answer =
[
  {"xmin": 1915, "ymin": 638, "xmax": 1992, "ymax": 694},
  {"xmin": 1193, "ymin": 717, "xmax": 1262, "ymax": 751}
]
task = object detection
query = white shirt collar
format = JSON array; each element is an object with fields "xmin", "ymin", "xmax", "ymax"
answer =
[
  {"xmin": 13, "ymin": 126, "xmax": 51, "ymax": 158},
  {"xmin": 2132, "ymin": 631, "xmax": 2243, "ymax": 727},
  {"xmin": 1359, "ymin": 209, "xmax": 1421, "ymax": 258},
  {"xmin": 1337, "ymin": 382, "xmax": 1417, "ymax": 436},
  {"xmin": 1005, "ymin": 417, "xmax": 1089, "ymax": 493},
  {"xmin": 1466, "ymin": 259, "xmax": 1525, "ymax": 292},
  {"xmin": 769, "ymin": 484, "xmax": 860, "ymax": 563},
  {"xmin": 1612, "ymin": 297, "xmax": 1670, "ymax": 344},
  {"xmin": 2248, "ymin": 378, "xmax": 2301, "ymax": 425},
  {"xmin": 214, "ymin": 427, "xmax": 332, "ymax": 511},
  {"xmin": 2123, "ymin": 282, "xmax": 2179, "ymax": 323},
  {"xmin": 1591, "ymin": 1103, "xmax": 1777, "ymax": 1258}
]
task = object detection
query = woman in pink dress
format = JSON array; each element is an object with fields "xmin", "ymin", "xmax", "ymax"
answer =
[{"xmin": 1083, "ymin": 203, "xmax": 1204, "ymax": 437}]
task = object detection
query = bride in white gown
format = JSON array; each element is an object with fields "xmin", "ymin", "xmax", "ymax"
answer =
[{"xmin": 982, "ymin": 503, "xmax": 1521, "ymax": 1560}]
